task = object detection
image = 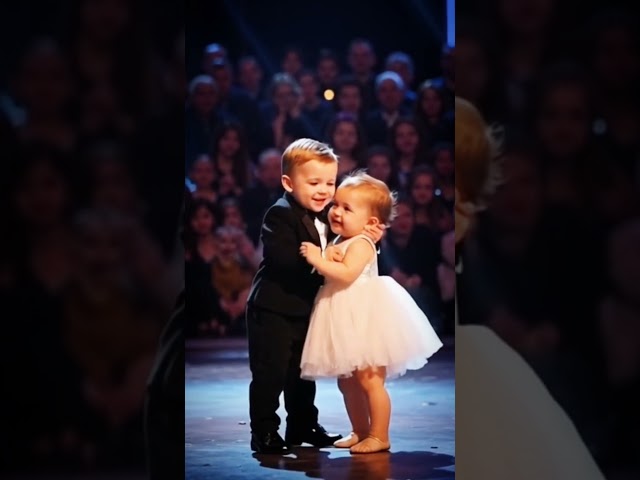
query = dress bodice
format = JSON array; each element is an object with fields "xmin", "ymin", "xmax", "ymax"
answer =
[{"xmin": 330, "ymin": 234, "xmax": 378, "ymax": 283}]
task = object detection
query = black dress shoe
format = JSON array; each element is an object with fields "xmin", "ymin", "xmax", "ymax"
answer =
[
  {"xmin": 285, "ymin": 424, "xmax": 343, "ymax": 447},
  {"xmin": 250, "ymin": 431, "xmax": 291, "ymax": 454}
]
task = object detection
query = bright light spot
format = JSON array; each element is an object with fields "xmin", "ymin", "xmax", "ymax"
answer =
[{"xmin": 323, "ymin": 89, "xmax": 335, "ymax": 101}]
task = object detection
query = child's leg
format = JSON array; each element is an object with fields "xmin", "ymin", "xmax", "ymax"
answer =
[
  {"xmin": 283, "ymin": 317, "xmax": 318, "ymax": 437},
  {"xmin": 350, "ymin": 366, "xmax": 391, "ymax": 453},
  {"xmin": 247, "ymin": 307, "xmax": 293, "ymax": 435},
  {"xmin": 334, "ymin": 375, "xmax": 370, "ymax": 448}
]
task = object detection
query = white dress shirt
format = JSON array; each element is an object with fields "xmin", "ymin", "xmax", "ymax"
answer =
[{"xmin": 314, "ymin": 217, "xmax": 328, "ymax": 251}]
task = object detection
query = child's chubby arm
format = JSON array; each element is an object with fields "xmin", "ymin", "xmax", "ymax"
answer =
[
  {"xmin": 300, "ymin": 238, "xmax": 374, "ymax": 284},
  {"xmin": 261, "ymin": 205, "xmax": 310, "ymax": 273}
]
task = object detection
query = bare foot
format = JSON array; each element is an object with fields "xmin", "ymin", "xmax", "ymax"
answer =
[
  {"xmin": 350, "ymin": 435, "xmax": 390, "ymax": 454},
  {"xmin": 334, "ymin": 432, "xmax": 363, "ymax": 448}
]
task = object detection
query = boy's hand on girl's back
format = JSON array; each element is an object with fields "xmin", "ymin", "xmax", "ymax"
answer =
[{"xmin": 363, "ymin": 223, "xmax": 386, "ymax": 243}]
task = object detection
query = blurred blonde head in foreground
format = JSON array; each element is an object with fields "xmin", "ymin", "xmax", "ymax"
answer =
[{"xmin": 454, "ymin": 97, "xmax": 502, "ymax": 243}]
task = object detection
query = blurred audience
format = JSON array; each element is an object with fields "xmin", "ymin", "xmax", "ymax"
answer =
[
  {"xmin": 0, "ymin": 1, "xmax": 182, "ymax": 472},
  {"xmin": 459, "ymin": 1, "xmax": 640, "ymax": 477}
]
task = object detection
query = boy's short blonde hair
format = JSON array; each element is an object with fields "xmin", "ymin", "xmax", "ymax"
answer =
[
  {"xmin": 282, "ymin": 138, "xmax": 339, "ymax": 175},
  {"xmin": 339, "ymin": 170, "xmax": 397, "ymax": 226}
]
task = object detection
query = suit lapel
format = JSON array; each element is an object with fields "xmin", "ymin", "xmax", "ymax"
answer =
[
  {"xmin": 302, "ymin": 214, "xmax": 321, "ymax": 246},
  {"xmin": 282, "ymin": 192, "xmax": 325, "ymax": 247}
]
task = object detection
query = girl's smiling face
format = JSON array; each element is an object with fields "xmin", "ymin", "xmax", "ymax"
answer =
[{"xmin": 328, "ymin": 187, "xmax": 373, "ymax": 237}]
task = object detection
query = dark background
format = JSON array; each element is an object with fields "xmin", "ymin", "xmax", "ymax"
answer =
[
  {"xmin": 458, "ymin": 0, "xmax": 640, "ymax": 478},
  {"xmin": 0, "ymin": 0, "xmax": 184, "ymax": 475},
  {"xmin": 186, "ymin": 0, "xmax": 447, "ymax": 83}
]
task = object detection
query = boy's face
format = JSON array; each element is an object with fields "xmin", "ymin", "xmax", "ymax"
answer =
[{"xmin": 282, "ymin": 159, "xmax": 337, "ymax": 212}]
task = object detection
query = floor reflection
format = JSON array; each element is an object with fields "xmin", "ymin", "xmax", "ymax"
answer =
[{"xmin": 252, "ymin": 447, "xmax": 455, "ymax": 480}]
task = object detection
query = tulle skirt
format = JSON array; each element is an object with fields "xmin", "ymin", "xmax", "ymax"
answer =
[{"xmin": 300, "ymin": 276, "xmax": 443, "ymax": 380}]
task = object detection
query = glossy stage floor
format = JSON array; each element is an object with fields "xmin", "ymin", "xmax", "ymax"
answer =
[{"xmin": 185, "ymin": 337, "xmax": 455, "ymax": 480}]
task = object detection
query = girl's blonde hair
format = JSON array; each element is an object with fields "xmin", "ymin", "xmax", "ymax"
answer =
[
  {"xmin": 455, "ymin": 97, "xmax": 502, "ymax": 211},
  {"xmin": 339, "ymin": 170, "xmax": 397, "ymax": 226}
]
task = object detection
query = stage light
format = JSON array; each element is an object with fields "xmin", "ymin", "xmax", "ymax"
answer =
[{"xmin": 323, "ymin": 89, "xmax": 335, "ymax": 101}]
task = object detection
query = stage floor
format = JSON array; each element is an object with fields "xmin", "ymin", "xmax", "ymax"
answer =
[{"xmin": 185, "ymin": 337, "xmax": 455, "ymax": 480}]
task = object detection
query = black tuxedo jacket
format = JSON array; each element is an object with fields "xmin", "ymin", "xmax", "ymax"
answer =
[{"xmin": 247, "ymin": 192, "xmax": 336, "ymax": 318}]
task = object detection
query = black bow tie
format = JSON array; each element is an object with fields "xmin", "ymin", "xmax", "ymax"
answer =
[{"xmin": 307, "ymin": 209, "xmax": 328, "ymax": 223}]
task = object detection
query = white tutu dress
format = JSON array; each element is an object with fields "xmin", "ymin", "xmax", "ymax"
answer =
[{"xmin": 300, "ymin": 234, "xmax": 443, "ymax": 380}]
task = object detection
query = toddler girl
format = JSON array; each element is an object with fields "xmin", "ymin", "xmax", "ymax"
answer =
[{"xmin": 299, "ymin": 170, "xmax": 442, "ymax": 454}]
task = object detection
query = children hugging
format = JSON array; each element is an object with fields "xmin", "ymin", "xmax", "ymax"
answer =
[
  {"xmin": 246, "ymin": 137, "xmax": 442, "ymax": 455},
  {"xmin": 299, "ymin": 169, "xmax": 443, "ymax": 454}
]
